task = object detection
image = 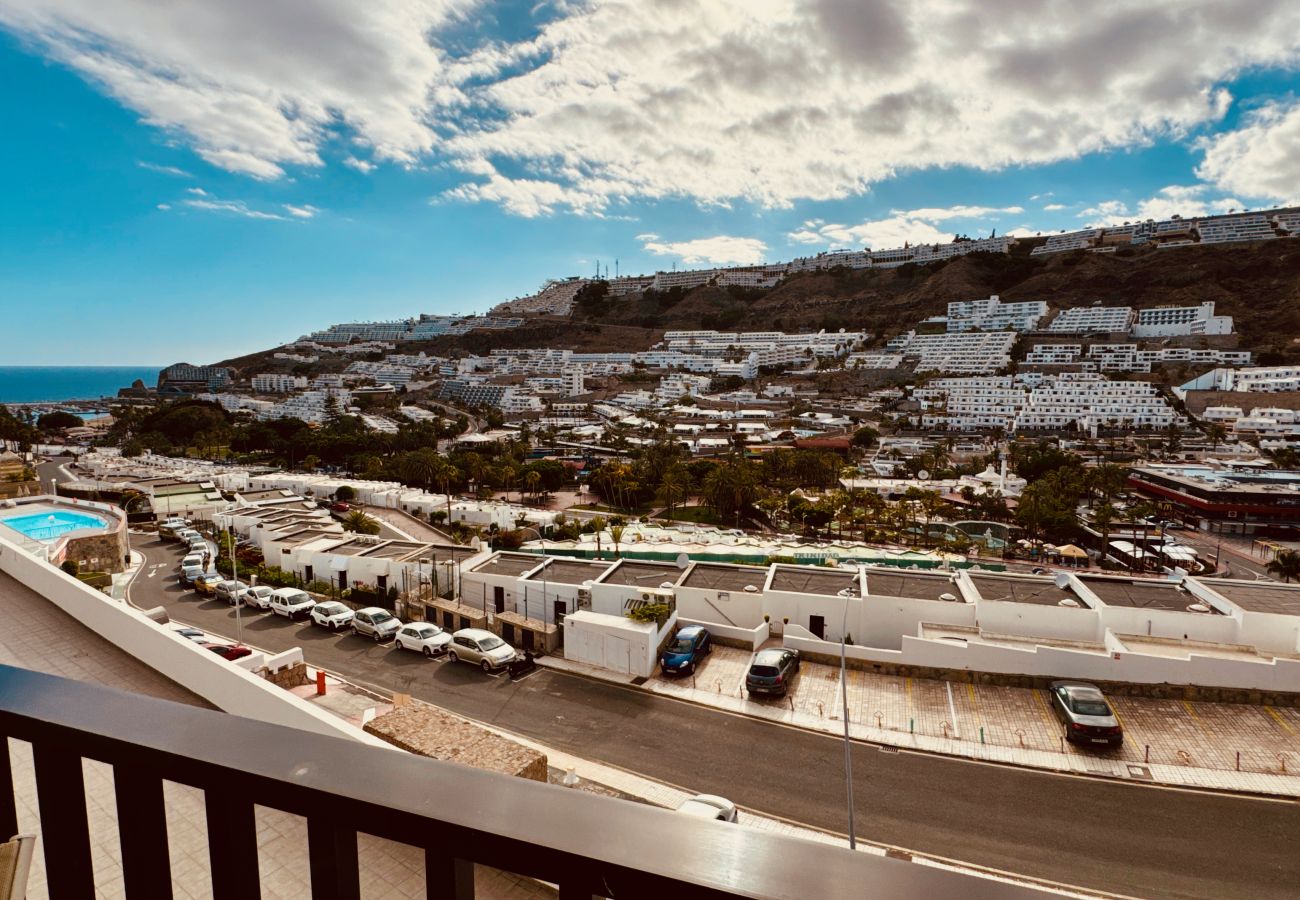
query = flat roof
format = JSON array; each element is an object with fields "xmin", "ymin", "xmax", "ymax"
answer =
[
  {"xmin": 526, "ymin": 558, "xmax": 613, "ymax": 586},
  {"xmin": 969, "ymin": 573, "xmax": 1086, "ymax": 608},
  {"xmin": 471, "ymin": 553, "xmax": 544, "ymax": 577},
  {"xmin": 361, "ymin": 540, "xmax": 427, "ymax": 560},
  {"xmin": 867, "ymin": 570, "xmax": 963, "ymax": 603},
  {"xmin": 1207, "ymin": 581, "xmax": 1300, "ymax": 616},
  {"xmin": 769, "ymin": 566, "xmax": 859, "ymax": 597},
  {"xmin": 680, "ymin": 562, "xmax": 770, "ymax": 592},
  {"xmin": 1081, "ymin": 577, "xmax": 1220, "ymax": 613},
  {"xmin": 323, "ymin": 539, "xmax": 383, "ymax": 556},
  {"xmin": 599, "ymin": 560, "xmax": 686, "ymax": 588}
]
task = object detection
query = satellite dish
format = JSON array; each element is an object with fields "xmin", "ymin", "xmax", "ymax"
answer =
[
  {"xmin": 1186, "ymin": 603, "xmax": 1210, "ymax": 614},
  {"xmin": 675, "ymin": 553, "xmax": 690, "ymax": 569},
  {"xmin": 917, "ymin": 470, "xmax": 930, "ymax": 482},
  {"xmin": 659, "ymin": 582, "xmax": 675, "ymax": 590},
  {"xmin": 1053, "ymin": 573, "xmax": 1070, "ymax": 590},
  {"xmin": 1058, "ymin": 597, "xmax": 1081, "ymax": 608},
  {"xmin": 743, "ymin": 584, "xmax": 758, "ymax": 592},
  {"xmin": 939, "ymin": 592, "xmax": 958, "ymax": 602}
]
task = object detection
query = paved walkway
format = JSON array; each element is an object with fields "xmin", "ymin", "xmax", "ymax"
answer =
[
  {"xmin": 363, "ymin": 505, "xmax": 458, "ymax": 544},
  {"xmin": 539, "ymin": 649, "xmax": 1300, "ymax": 799}
]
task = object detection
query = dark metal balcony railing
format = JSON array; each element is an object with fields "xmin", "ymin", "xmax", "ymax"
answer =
[{"xmin": 0, "ymin": 664, "xmax": 1044, "ymax": 899}]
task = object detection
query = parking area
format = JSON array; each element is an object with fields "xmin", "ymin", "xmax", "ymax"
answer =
[{"xmin": 649, "ymin": 645, "xmax": 1300, "ymax": 775}]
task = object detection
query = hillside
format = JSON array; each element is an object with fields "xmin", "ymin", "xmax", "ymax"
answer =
[{"xmin": 218, "ymin": 240, "xmax": 1300, "ymax": 375}]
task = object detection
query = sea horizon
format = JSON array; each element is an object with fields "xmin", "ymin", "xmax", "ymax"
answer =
[{"xmin": 0, "ymin": 365, "xmax": 163, "ymax": 404}]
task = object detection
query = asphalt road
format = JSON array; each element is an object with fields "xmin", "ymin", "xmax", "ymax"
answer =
[{"xmin": 130, "ymin": 536, "xmax": 1300, "ymax": 900}]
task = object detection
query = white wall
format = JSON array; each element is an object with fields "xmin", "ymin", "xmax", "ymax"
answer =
[
  {"xmin": 673, "ymin": 583, "xmax": 767, "ymax": 629},
  {"xmin": 563, "ymin": 610, "xmax": 675, "ymax": 677},
  {"xmin": 676, "ymin": 617, "xmax": 769, "ymax": 650},
  {"xmin": 0, "ymin": 534, "xmax": 389, "ymax": 747},
  {"xmin": 781, "ymin": 624, "xmax": 1300, "ymax": 694},
  {"xmin": 976, "ymin": 600, "xmax": 1103, "ymax": 643},
  {"xmin": 864, "ymin": 596, "xmax": 978, "ymax": 650}
]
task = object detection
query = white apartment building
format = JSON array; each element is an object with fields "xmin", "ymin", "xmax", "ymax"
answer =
[
  {"xmin": 313, "ymin": 374, "xmax": 346, "ymax": 390},
  {"xmin": 1132, "ymin": 302, "xmax": 1234, "ymax": 337},
  {"xmin": 251, "ymin": 374, "xmax": 308, "ymax": 393},
  {"xmin": 786, "ymin": 249, "xmax": 872, "ymax": 272},
  {"xmin": 845, "ymin": 352, "xmax": 905, "ymax": 369},
  {"xmin": 1046, "ymin": 306, "xmax": 1136, "ymax": 333},
  {"xmin": 264, "ymin": 389, "xmax": 352, "ymax": 425},
  {"xmin": 196, "ymin": 393, "xmax": 275, "ymax": 416},
  {"xmin": 1196, "ymin": 213, "xmax": 1278, "ymax": 245},
  {"xmin": 946, "ymin": 296, "xmax": 1048, "ymax": 333},
  {"xmin": 1030, "ymin": 229, "xmax": 1102, "ymax": 255},
  {"xmin": 652, "ymin": 268, "xmax": 720, "ymax": 291},
  {"xmin": 911, "ymin": 235, "xmax": 1015, "ymax": 263},
  {"xmin": 889, "ymin": 331, "xmax": 1017, "ymax": 374},
  {"xmin": 916, "ymin": 373, "xmax": 1184, "ymax": 432},
  {"xmin": 489, "ymin": 278, "xmax": 590, "ymax": 316},
  {"xmin": 1023, "ymin": 344, "xmax": 1088, "ymax": 366},
  {"xmin": 605, "ymin": 275, "xmax": 656, "ymax": 297}
]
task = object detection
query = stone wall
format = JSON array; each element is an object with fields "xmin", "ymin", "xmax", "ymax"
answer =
[
  {"xmin": 262, "ymin": 661, "xmax": 311, "ymax": 690},
  {"xmin": 365, "ymin": 702, "xmax": 547, "ymax": 781},
  {"xmin": 62, "ymin": 529, "xmax": 130, "ymax": 575}
]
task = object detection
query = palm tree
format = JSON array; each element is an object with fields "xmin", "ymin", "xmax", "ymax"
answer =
[
  {"xmin": 1267, "ymin": 550, "xmax": 1300, "ymax": 583},
  {"xmin": 658, "ymin": 465, "xmax": 689, "ymax": 519},
  {"xmin": 524, "ymin": 469, "xmax": 542, "ymax": 503},
  {"xmin": 609, "ymin": 524, "xmax": 625, "ymax": 558},
  {"xmin": 343, "ymin": 510, "xmax": 380, "ymax": 535},
  {"xmin": 1092, "ymin": 503, "xmax": 1117, "ymax": 568},
  {"xmin": 589, "ymin": 516, "xmax": 607, "ymax": 559},
  {"xmin": 1204, "ymin": 423, "xmax": 1228, "ymax": 453},
  {"xmin": 433, "ymin": 460, "xmax": 460, "ymax": 525}
]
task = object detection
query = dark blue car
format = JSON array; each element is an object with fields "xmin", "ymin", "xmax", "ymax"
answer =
[{"xmin": 660, "ymin": 625, "xmax": 712, "ymax": 675}]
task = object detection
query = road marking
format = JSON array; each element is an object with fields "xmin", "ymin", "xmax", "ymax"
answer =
[
  {"xmin": 945, "ymin": 681, "xmax": 960, "ymax": 739},
  {"xmin": 1181, "ymin": 700, "xmax": 1203, "ymax": 723},
  {"xmin": 1265, "ymin": 706, "xmax": 1295, "ymax": 736},
  {"xmin": 1032, "ymin": 689, "xmax": 1057, "ymax": 729}
]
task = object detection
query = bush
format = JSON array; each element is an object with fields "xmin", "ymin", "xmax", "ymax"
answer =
[
  {"xmin": 306, "ymin": 580, "xmax": 335, "ymax": 595},
  {"xmin": 60, "ymin": 560, "xmax": 79, "ymax": 576},
  {"xmin": 626, "ymin": 602, "xmax": 671, "ymax": 626},
  {"xmin": 334, "ymin": 485, "xmax": 356, "ymax": 502}
]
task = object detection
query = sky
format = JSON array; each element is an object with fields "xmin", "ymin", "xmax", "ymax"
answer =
[{"xmin": 3, "ymin": 0, "xmax": 1300, "ymax": 365}]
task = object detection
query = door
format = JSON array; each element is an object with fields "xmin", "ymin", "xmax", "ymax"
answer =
[
  {"xmin": 338, "ymin": 570, "xmax": 348, "ymax": 591},
  {"xmin": 502, "ymin": 622, "xmax": 516, "ymax": 645},
  {"xmin": 522, "ymin": 629, "xmax": 535, "ymax": 651},
  {"xmin": 493, "ymin": 585, "xmax": 505, "ymax": 614},
  {"xmin": 809, "ymin": 615, "xmax": 826, "ymax": 639},
  {"xmin": 443, "ymin": 610, "xmax": 455, "ymax": 629},
  {"xmin": 304, "ymin": 565, "xmax": 313, "ymax": 584},
  {"xmin": 459, "ymin": 615, "xmax": 471, "ymax": 631},
  {"xmin": 377, "ymin": 574, "xmax": 387, "ymax": 592}
]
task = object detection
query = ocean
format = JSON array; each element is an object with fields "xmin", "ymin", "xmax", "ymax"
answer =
[{"xmin": 0, "ymin": 366, "xmax": 161, "ymax": 404}]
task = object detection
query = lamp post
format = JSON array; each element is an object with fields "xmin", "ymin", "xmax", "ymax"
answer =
[
  {"xmin": 228, "ymin": 529, "xmax": 244, "ymax": 646},
  {"xmin": 835, "ymin": 586, "xmax": 858, "ymax": 850}
]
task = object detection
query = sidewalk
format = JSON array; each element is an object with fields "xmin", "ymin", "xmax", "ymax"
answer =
[
  {"xmin": 363, "ymin": 505, "xmax": 458, "ymax": 544},
  {"xmin": 537, "ymin": 655, "xmax": 1300, "ymax": 800}
]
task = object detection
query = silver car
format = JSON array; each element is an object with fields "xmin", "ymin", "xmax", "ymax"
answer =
[
  {"xmin": 447, "ymin": 628, "xmax": 516, "ymax": 673},
  {"xmin": 351, "ymin": 607, "xmax": 401, "ymax": 642},
  {"xmin": 214, "ymin": 580, "xmax": 248, "ymax": 604}
]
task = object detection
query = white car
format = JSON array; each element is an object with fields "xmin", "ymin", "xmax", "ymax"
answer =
[
  {"xmin": 447, "ymin": 628, "xmax": 517, "ymax": 672},
  {"xmin": 269, "ymin": 588, "xmax": 316, "ymax": 620},
  {"xmin": 352, "ymin": 607, "xmax": 401, "ymax": 642},
  {"xmin": 675, "ymin": 794, "xmax": 738, "ymax": 823},
  {"xmin": 394, "ymin": 623, "xmax": 452, "ymax": 657},
  {"xmin": 238, "ymin": 585, "xmax": 273, "ymax": 610},
  {"xmin": 309, "ymin": 600, "xmax": 354, "ymax": 631},
  {"xmin": 179, "ymin": 553, "xmax": 205, "ymax": 571}
]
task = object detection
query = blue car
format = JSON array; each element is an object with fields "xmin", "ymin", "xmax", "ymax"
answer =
[{"xmin": 660, "ymin": 625, "xmax": 711, "ymax": 675}]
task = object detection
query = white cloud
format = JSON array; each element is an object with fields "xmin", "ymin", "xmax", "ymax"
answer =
[
  {"xmin": 1197, "ymin": 101, "xmax": 1300, "ymax": 203},
  {"xmin": 283, "ymin": 204, "xmax": 320, "ymax": 219},
  {"xmin": 634, "ymin": 232, "xmax": 659, "ymax": 242},
  {"xmin": 788, "ymin": 204, "xmax": 1020, "ymax": 249},
  {"xmin": 186, "ymin": 186, "xmax": 208, "ymax": 196},
  {"xmin": 1043, "ymin": 203, "xmax": 1066, "ymax": 211},
  {"xmin": 182, "ymin": 196, "xmax": 287, "ymax": 220},
  {"xmin": 9, "ymin": 0, "xmax": 1300, "ymax": 216},
  {"xmin": 0, "ymin": 0, "xmax": 476, "ymax": 179},
  {"xmin": 138, "ymin": 161, "xmax": 190, "ymax": 176},
  {"xmin": 642, "ymin": 235, "xmax": 768, "ymax": 265},
  {"xmin": 787, "ymin": 229, "xmax": 824, "ymax": 244},
  {"xmin": 343, "ymin": 156, "xmax": 377, "ymax": 174},
  {"xmin": 156, "ymin": 202, "xmax": 171, "ymax": 210},
  {"xmin": 1079, "ymin": 185, "xmax": 1243, "ymax": 226},
  {"xmin": 442, "ymin": 0, "xmax": 1299, "ymax": 213}
]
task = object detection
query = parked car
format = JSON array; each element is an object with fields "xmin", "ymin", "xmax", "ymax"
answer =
[
  {"xmin": 177, "ymin": 565, "xmax": 205, "ymax": 588},
  {"xmin": 159, "ymin": 518, "xmax": 189, "ymax": 539},
  {"xmin": 179, "ymin": 553, "xmax": 205, "ymax": 572},
  {"xmin": 269, "ymin": 588, "xmax": 317, "ymax": 620},
  {"xmin": 1049, "ymin": 681, "xmax": 1124, "ymax": 747},
  {"xmin": 192, "ymin": 572, "xmax": 224, "ymax": 596},
  {"xmin": 744, "ymin": 648, "xmax": 800, "ymax": 697},
  {"xmin": 214, "ymin": 580, "xmax": 248, "ymax": 605},
  {"xmin": 238, "ymin": 585, "xmax": 273, "ymax": 610},
  {"xmin": 308, "ymin": 599, "xmax": 353, "ymax": 630},
  {"xmin": 675, "ymin": 794, "xmax": 738, "ymax": 823},
  {"xmin": 200, "ymin": 642, "xmax": 252, "ymax": 661},
  {"xmin": 352, "ymin": 607, "xmax": 401, "ymax": 642},
  {"xmin": 395, "ymin": 623, "xmax": 452, "ymax": 657},
  {"xmin": 330, "ymin": 501, "xmax": 352, "ymax": 514},
  {"xmin": 176, "ymin": 529, "xmax": 201, "ymax": 546},
  {"xmin": 173, "ymin": 626, "xmax": 205, "ymax": 642},
  {"xmin": 447, "ymin": 628, "xmax": 517, "ymax": 672},
  {"xmin": 660, "ymin": 624, "xmax": 712, "ymax": 675}
]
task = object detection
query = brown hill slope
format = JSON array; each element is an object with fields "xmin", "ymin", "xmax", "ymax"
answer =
[{"xmin": 218, "ymin": 240, "xmax": 1300, "ymax": 374}]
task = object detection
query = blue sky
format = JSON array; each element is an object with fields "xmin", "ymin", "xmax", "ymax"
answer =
[{"xmin": 2, "ymin": 1, "xmax": 1300, "ymax": 365}]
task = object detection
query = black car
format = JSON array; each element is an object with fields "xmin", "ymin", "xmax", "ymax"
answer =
[
  {"xmin": 1049, "ymin": 680, "xmax": 1124, "ymax": 747},
  {"xmin": 745, "ymin": 648, "xmax": 799, "ymax": 697}
]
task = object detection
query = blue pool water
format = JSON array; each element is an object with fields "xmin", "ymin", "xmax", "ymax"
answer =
[{"xmin": 1, "ymin": 511, "xmax": 108, "ymax": 542}]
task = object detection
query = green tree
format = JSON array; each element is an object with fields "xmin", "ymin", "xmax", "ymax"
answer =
[{"xmin": 343, "ymin": 510, "xmax": 380, "ymax": 535}]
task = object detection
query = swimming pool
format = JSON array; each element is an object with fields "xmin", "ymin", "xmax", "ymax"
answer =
[{"xmin": 1, "ymin": 510, "xmax": 108, "ymax": 542}]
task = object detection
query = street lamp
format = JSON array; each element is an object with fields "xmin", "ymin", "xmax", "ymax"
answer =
[
  {"xmin": 835, "ymin": 585, "xmax": 858, "ymax": 850},
  {"xmin": 228, "ymin": 528, "xmax": 244, "ymax": 646}
]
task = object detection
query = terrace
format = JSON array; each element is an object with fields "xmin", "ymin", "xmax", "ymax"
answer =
[
  {"xmin": 866, "ymin": 569, "xmax": 963, "ymax": 603},
  {"xmin": 968, "ymin": 573, "xmax": 1087, "ymax": 607},
  {"xmin": 1079, "ymin": 576, "xmax": 1220, "ymax": 613},
  {"xmin": 679, "ymin": 562, "xmax": 770, "ymax": 593},
  {"xmin": 1206, "ymin": 580, "xmax": 1300, "ymax": 616},
  {"xmin": 525, "ymin": 558, "xmax": 613, "ymax": 586},
  {"xmin": 469, "ymin": 552, "xmax": 545, "ymax": 578},
  {"xmin": 768, "ymin": 566, "xmax": 861, "ymax": 597},
  {"xmin": 597, "ymin": 560, "xmax": 685, "ymax": 588}
]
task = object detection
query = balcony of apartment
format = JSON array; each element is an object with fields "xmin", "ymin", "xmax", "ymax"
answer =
[{"xmin": 2, "ymin": 658, "xmax": 1061, "ymax": 900}]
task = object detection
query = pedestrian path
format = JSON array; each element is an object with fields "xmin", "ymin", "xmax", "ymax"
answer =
[{"xmin": 538, "ymin": 653, "xmax": 1300, "ymax": 799}]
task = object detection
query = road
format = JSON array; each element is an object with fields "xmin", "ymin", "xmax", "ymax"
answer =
[
  {"xmin": 130, "ymin": 535, "xmax": 1300, "ymax": 900},
  {"xmin": 1174, "ymin": 529, "xmax": 1276, "ymax": 580}
]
